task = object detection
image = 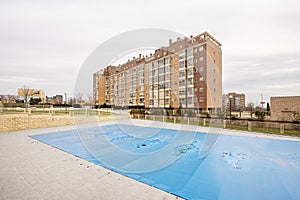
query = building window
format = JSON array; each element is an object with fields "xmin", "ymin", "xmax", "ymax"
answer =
[
  {"xmin": 165, "ymin": 66, "xmax": 170, "ymax": 73},
  {"xmin": 199, "ymin": 67, "xmax": 204, "ymax": 72},
  {"xmin": 194, "ymin": 48, "xmax": 198, "ymax": 53},
  {"xmin": 187, "ymin": 58, "xmax": 193, "ymax": 66},
  {"xmin": 179, "ymin": 90, "xmax": 185, "ymax": 96},
  {"xmin": 187, "ymin": 78, "xmax": 193, "ymax": 85},
  {"xmin": 179, "ymin": 61, "xmax": 185, "ymax": 68},
  {"xmin": 187, "ymin": 48, "xmax": 193, "ymax": 57},
  {"xmin": 165, "ymin": 57, "xmax": 170, "ymax": 64},
  {"xmin": 159, "ymin": 59, "xmax": 164, "ymax": 67},
  {"xmin": 199, "ymin": 46, "xmax": 204, "ymax": 52},
  {"xmin": 179, "ymin": 71, "xmax": 185, "ymax": 78},
  {"xmin": 179, "ymin": 80, "xmax": 185, "ymax": 87},
  {"xmin": 187, "ymin": 68, "xmax": 193, "ymax": 76},
  {"xmin": 200, "ymin": 76, "xmax": 204, "ymax": 81},
  {"xmin": 199, "ymin": 57, "xmax": 204, "ymax": 62},
  {"xmin": 199, "ymin": 97, "xmax": 204, "ymax": 102},
  {"xmin": 199, "ymin": 87, "xmax": 204, "ymax": 92}
]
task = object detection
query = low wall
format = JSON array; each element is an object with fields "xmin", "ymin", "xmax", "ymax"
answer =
[{"xmin": 0, "ymin": 114, "xmax": 114, "ymax": 132}]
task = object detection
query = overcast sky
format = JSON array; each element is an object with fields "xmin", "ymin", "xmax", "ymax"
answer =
[{"xmin": 0, "ymin": 0, "xmax": 299, "ymax": 104}]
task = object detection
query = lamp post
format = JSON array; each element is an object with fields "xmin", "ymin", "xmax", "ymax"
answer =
[{"xmin": 229, "ymin": 95, "xmax": 233, "ymax": 123}]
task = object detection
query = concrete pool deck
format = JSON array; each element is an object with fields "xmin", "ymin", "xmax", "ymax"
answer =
[
  {"xmin": 1, "ymin": 119, "xmax": 299, "ymax": 200},
  {"xmin": 0, "ymin": 123, "xmax": 183, "ymax": 200}
]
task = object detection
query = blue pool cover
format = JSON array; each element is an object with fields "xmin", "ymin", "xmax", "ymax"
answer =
[{"xmin": 30, "ymin": 124, "xmax": 300, "ymax": 200}]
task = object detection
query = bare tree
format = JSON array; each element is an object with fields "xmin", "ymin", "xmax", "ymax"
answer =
[
  {"xmin": 75, "ymin": 92, "xmax": 83, "ymax": 104},
  {"xmin": 19, "ymin": 85, "xmax": 31, "ymax": 111},
  {"xmin": 246, "ymin": 102, "xmax": 255, "ymax": 111},
  {"xmin": 86, "ymin": 93, "xmax": 92, "ymax": 107},
  {"xmin": 7, "ymin": 94, "xmax": 17, "ymax": 103}
]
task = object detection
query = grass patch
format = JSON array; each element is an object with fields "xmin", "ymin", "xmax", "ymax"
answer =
[{"xmin": 132, "ymin": 116, "xmax": 300, "ymax": 137}]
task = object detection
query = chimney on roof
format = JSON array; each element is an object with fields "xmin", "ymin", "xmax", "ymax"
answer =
[
  {"xmin": 139, "ymin": 54, "xmax": 141, "ymax": 58},
  {"xmin": 128, "ymin": 59, "xmax": 130, "ymax": 62},
  {"xmin": 150, "ymin": 53, "xmax": 152, "ymax": 56},
  {"xmin": 133, "ymin": 57, "xmax": 135, "ymax": 59},
  {"xmin": 177, "ymin": 37, "xmax": 180, "ymax": 41},
  {"xmin": 190, "ymin": 35, "xmax": 193, "ymax": 38},
  {"xmin": 169, "ymin": 39, "xmax": 172, "ymax": 45}
]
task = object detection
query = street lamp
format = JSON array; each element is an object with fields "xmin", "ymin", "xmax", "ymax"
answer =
[{"xmin": 229, "ymin": 95, "xmax": 233, "ymax": 123}]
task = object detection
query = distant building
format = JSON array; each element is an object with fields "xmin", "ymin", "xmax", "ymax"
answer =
[
  {"xmin": 270, "ymin": 96, "xmax": 300, "ymax": 122},
  {"xmin": 18, "ymin": 88, "xmax": 46, "ymax": 103},
  {"xmin": 223, "ymin": 92, "xmax": 246, "ymax": 111},
  {"xmin": 0, "ymin": 95, "xmax": 18, "ymax": 104},
  {"xmin": 47, "ymin": 95, "xmax": 63, "ymax": 104},
  {"xmin": 93, "ymin": 70, "xmax": 103, "ymax": 106}
]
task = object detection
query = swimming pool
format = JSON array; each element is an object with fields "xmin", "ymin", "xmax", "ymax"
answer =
[{"xmin": 31, "ymin": 124, "xmax": 300, "ymax": 200}]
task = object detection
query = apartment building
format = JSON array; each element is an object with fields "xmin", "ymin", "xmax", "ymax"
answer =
[
  {"xmin": 93, "ymin": 32, "xmax": 222, "ymax": 112},
  {"xmin": 223, "ymin": 92, "xmax": 246, "ymax": 111}
]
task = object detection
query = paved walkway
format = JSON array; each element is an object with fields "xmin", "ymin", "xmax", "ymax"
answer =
[{"xmin": 0, "ymin": 124, "xmax": 181, "ymax": 200}]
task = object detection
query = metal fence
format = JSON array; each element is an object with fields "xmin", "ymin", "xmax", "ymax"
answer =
[{"xmin": 132, "ymin": 114, "xmax": 300, "ymax": 136}]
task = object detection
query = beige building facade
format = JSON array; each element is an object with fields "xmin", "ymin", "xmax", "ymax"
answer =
[
  {"xmin": 93, "ymin": 32, "xmax": 222, "ymax": 112},
  {"xmin": 270, "ymin": 96, "xmax": 300, "ymax": 122},
  {"xmin": 18, "ymin": 88, "xmax": 46, "ymax": 103}
]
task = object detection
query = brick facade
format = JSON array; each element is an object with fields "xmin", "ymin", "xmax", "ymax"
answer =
[{"xmin": 270, "ymin": 96, "xmax": 300, "ymax": 122}]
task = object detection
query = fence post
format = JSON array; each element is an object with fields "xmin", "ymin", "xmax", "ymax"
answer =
[
  {"xmin": 203, "ymin": 119, "xmax": 206, "ymax": 126},
  {"xmin": 187, "ymin": 117, "xmax": 190, "ymax": 125},
  {"xmin": 248, "ymin": 121, "xmax": 251, "ymax": 131},
  {"xmin": 174, "ymin": 116, "xmax": 176, "ymax": 123},
  {"xmin": 223, "ymin": 120, "xmax": 226, "ymax": 129},
  {"xmin": 153, "ymin": 115, "xmax": 155, "ymax": 121},
  {"xmin": 163, "ymin": 115, "xmax": 165, "ymax": 122},
  {"xmin": 280, "ymin": 124, "xmax": 284, "ymax": 134}
]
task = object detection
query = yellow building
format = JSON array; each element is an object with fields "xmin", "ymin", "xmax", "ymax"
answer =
[{"xmin": 18, "ymin": 88, "xmax": 46, "ymax": 103}]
